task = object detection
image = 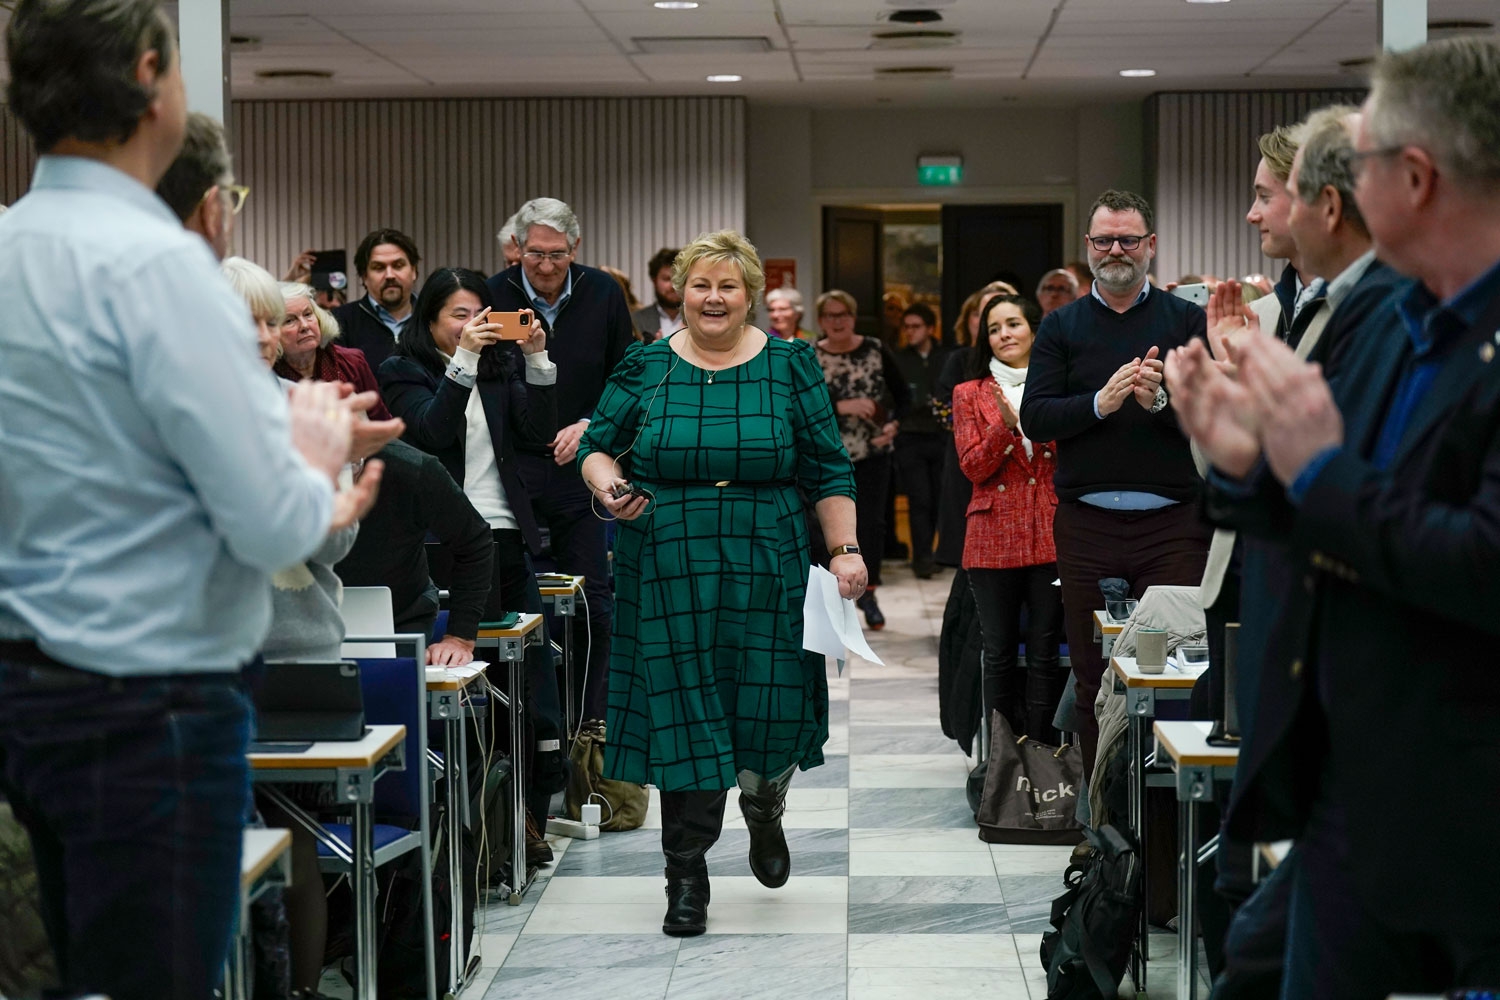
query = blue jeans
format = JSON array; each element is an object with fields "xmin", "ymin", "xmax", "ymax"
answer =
[{"xmin": 0, "ymin": 652, "xmax": 252, "ymax": 1000}]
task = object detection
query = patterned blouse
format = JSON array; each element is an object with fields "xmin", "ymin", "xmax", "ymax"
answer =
[{"xmin": 815, "ymin": 336, "xmax": 901, "ymax": 463}]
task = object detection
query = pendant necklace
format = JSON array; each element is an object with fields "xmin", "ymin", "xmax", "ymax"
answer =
[{"xmin": 704, "ymin": 325, "xmax": 748, "ymax": 384}]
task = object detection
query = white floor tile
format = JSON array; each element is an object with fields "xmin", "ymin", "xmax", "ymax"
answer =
[
  {"xmin": 849, "ymin": 698, "xmax": 941, "ymax": 725},
  {"xmin": 848, "ymin": 966, "xmax": 1032, "ymax": 1000},
  {"xmin": 642, "ymin": 786, "xmax": 848, "ymax": 830},
  {"xmin": 849, "ymin": 827, "xmax": 991, "ymax": 853},
  {"xmin": 989, "ymin": 845, "xmax": 1078, "ymax": 876},
  {"xmin": 849, "ymin": 753, "xmax": 971, "ymax": 788},
  {"xmin": 457, "ymin": 965, "xmax": 499, "ymax": 999},
  {"xmin": 849, "ymin": 851, "xmax": 998, "ymax": 876},
  {"xmin": 848, "ymin": 934, "xmax": 1024, "ymax": 969}
]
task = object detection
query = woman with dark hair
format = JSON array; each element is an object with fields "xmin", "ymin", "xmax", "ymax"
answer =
[
  {"xmin": 377, "ymin": 267, "xmax": 567, "ymax": 848},
  {"xmin": 951, "ymin": 295, "xmax": 1066, "ymax": 742}
]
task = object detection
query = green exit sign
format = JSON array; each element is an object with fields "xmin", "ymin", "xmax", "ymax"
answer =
[{"xmin": 917, "ymin": 155, "xmax": 963, "ymax": 186}]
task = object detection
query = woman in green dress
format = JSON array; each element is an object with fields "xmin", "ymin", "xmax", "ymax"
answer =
[{"xmin": 579, "ymin": 230, "xmax": 867, "ymax": 937}]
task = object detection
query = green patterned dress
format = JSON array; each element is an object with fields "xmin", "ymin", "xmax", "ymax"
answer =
[{"xmin": 577, "ymin": 335, "xmax": 856, "ymax": 790}]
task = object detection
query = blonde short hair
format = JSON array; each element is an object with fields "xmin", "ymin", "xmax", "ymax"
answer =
[
  {"xmin": 1257, "ymin": 122, "xmax": 1307, "ymax": 183},
  {"xmin": 672, "ymin": 230, "xmax": 766, "ymax": 303},
  {"xmin": 815, "ymin": 289, "xmax": 857, "ymax": 318},
  {"xmin": 221, "ymin": 257, "xmax": 285, "ymax": 326},
  {"xmin": 279, "ymin": 281, "xmax": 341, "ymax": 348}
]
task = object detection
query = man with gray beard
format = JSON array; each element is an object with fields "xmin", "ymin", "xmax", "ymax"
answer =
[{"xmin": 1019, "ymin": 189, "xmax": 1210, "ymax": 773}]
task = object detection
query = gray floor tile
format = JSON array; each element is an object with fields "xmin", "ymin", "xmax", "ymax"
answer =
[
  {"xmin": 794, "ymin": 754, "xmax": 850, "ymax": 788},
  {"xmin": 999, "ymin": 875, "xmax": 1063, "ymax": 934},
  {"xmin": 675, "ymin": 933, "xmax": 847, "ymax": 968},
  {"xmin": 847, "ymin": 903, "xmax": 1011, "ymax": 934},
  {"xmin": 483, "ymin": 966, "xmax": 671, "ymax": 999},
  {"xmin": 852, "ymin": 676, "xmax": 940, "ymax": 700},
  {"xmin": 849, "ymin": 875, "xmax": 1005, "ymax": 905},
  {"xmin": 503, "ymin": 933, "xmax": 680, "ymax": 968},
  {"xmin": 850, "ymin": 725, "xmax": 965, "ymax": 755},
  {"xmin": 666, "ymin": 964, "xmax": 847, "ymax": 999},
  {"xmin": 849, "ymin": 787, "xmax": 975, "ymax": 829}
]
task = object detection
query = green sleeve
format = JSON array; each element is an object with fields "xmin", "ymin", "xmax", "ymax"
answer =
[
  {"xmin": 786, "ymin": 340, "xmax": 857, "ymax": 502},
  {"xmin": 577, "ymin": 340, "xmax": 653, "ymax": 476}
]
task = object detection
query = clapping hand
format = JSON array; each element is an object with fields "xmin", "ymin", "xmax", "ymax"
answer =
[
  {"xmin": 989, "ymin": 382, "xmax": 1020, "ymax": 429},
  {"xmin": 1132, "ymin": 346, "xmax": 1164, "ymax": 410},
  {"xmin": 1206, "ymin": 280, "xmax": 1260, "ymax": 373},
  {"xmin": 1097, "ymin": 359, "xmax": 1139, "ymax": 417},
  {"xmin": 1166, "ymin": 340, "xmax": 1262, "ymax": 478},
  {"xmin": 1236, "ymin": 335, "xmax": 1343, "ymax": 486}
]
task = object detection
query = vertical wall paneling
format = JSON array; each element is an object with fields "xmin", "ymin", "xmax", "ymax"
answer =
[
  {"xmin": 1149, "ymin": 90, "xmax": 1366, "ymax": 282},
  {"xmin": 0, "ymin": 97, "xmax": 746, "ymax": 292}
]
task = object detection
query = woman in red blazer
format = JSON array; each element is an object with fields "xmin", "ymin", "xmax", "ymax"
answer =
[{"xmin": 952, "ymin": 294, "xmax": 1066, "ymax": 742}]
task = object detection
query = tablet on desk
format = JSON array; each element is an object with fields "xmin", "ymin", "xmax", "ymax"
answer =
[{"xmin": 246, "ymin": 740, "xmax": 314, "ymax": 753}]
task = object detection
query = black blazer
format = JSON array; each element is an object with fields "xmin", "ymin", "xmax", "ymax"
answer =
[
  {"xmin": 1217, "ymin": 275, "xmax": 1500, "ymax": 935},
  {"xmin": 377, "ymin": 352, "xmax": 558, "ymax": 555},
  {"xmin": 333, "ymin": 298, "xmax": 408, "ymax": 373}
]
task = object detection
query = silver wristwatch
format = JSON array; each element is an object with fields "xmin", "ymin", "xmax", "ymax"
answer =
[{"xmin": 1150, "ymin": 386, "xmax": 1170, "ymax": 413}]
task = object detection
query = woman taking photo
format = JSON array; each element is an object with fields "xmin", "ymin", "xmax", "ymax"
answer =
[
  {"xmin": 378, "ymin": 266, "xmax": 567, "ymax": 854},
  {"xmin": 580, "ymin": 231, "xmax": 862, "ymax": 938},
  {"xmin": 812, "ymin": 289, "xmax": 909, "ymax": 629},
  {"xmin": 275, "ymin": 282, "xmax": 393, "ymax": 420},
  {"xmin": 951, "ymin": 295, "xmax": 1066, "ymax": 742}
]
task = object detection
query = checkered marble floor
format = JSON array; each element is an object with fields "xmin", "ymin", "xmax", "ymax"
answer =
[{"xmin": 451, "ymin": 566, "xmax": 1208, "ymax": 1000}]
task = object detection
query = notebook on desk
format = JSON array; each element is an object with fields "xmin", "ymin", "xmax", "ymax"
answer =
[{"xmin": 252, "ymin": 661, "xmax": 367, "ymax": 742}]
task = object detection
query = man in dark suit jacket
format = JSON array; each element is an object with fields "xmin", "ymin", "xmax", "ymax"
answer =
[
  {"xmin": 487, "ymin": 197, "xmax": 637, "ymax": 722},
  {"xmin": 331, "ymin": 228, "xmax": 422, "ymax": 372},
  {"xmin": 631, "ymin": 246, "xmax": 683, "ymax": 342},
  {"xmin": 1168, "ymin": 37, "xmax": 1500, "ymax": 996}
]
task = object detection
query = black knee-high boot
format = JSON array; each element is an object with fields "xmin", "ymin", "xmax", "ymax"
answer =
[
  {"xmin": 660, "ymin": 789, "xmax": 728, "ymax": 936},
  {"xmin": 736, "ymin": 765, "xmax": 795, "ymax": 888}
]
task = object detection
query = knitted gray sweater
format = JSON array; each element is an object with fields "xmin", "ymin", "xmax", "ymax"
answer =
[{"xmin": 262, "ymin": 524, "xmax": 359, "ymax": 662}]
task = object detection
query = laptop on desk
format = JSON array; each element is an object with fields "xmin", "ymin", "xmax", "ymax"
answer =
[{"xmin": 252, "ymin": 661, "xmax": 367, "ymax": 743}]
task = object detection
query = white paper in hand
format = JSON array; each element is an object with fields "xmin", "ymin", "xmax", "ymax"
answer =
[{"xmin": 801, "ymin": 565, "xmax": 885, "ymax": 673}]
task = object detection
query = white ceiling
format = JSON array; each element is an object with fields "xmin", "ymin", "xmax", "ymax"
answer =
[{"xmin": 2, "ymin": 0, "xmax": 1497, "ymax": 106}]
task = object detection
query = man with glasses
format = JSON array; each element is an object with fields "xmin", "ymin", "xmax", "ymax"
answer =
[
  {"xmin": 1019, "ymin": 189, "xmax": 1210, "ymax": 774},
  {"xmin": 155, "ymin": 111, "xmax": 246, "ymax": 261},
  {"xmin": 1036, "ymin": 268, "xmax": 1079, "ymax": 317},
  {"xmin": 1173, "ymin": 37, "xmax": 1500, "ymax": 994},
  {"xmin": 487, "ymin": 196, "xmax": 636, "ymax": 723}
]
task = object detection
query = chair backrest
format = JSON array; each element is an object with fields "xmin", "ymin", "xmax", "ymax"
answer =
[
  {"xmin": 430, "ymin": 609, "xmax": 449, "ymax": 644},
  {"xmin": 340, "ymin": 586, "xmax": 395, "ymax": 657},
  {"xmin": 343, "ymin": 633, "xmax": 428, "ymax": 828}
]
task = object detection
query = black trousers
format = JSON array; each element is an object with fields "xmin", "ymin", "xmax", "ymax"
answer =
[
  {"xmin": 895, "ymin": 432, "xmax": 948, "ymax": 570},
  {"xmin": 967, "ymin": 563, "xmax": 1066, "ymax": 742},
  {"xmin": 810, "ymin": 452, "xmax": 891, "ymax": 588},
  {"xmin": 1052, "ymin": 500, "xmax": 1211, "ymax": 775}
]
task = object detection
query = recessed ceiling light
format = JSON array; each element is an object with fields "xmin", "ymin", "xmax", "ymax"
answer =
[
  {"xmin": 1119, "ymin": 68, "xmax": 1157, "ymax": 77},
  {"xmin": 654, "ymin": 1, "xmax": 700, "ymax": 9},
  {"xmin": 706, "ymin": 74, "xmax": 742, "ymax": 82},
  {"xmin": 1185, "ymin": 0, "xmax": 1232, "ymax": 4}
]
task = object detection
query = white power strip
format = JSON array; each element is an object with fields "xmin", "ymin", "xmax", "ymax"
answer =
[{"xmin": 546, "ymin": 802, "xmax": 602, "ymax": 840}]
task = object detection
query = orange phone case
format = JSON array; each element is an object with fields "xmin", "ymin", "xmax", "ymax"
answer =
[{"xmin": 489, "ymin": 311, "xmax": 532, "ymax": 340}]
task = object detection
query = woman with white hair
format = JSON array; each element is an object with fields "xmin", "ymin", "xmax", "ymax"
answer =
[
  {"xmin": 220, "ymin": 256, "xmax": 284, "ymax": 368},
  {"xmin": 580, "ymin": 231, "xmax": 863, "ymax": 938},
  {"xmin": 765, "ymin": 286, "xmax": 814, "ymax": 340},
  {"xmin": 275, "ymin": 280, "xmax": 392, "ymax": 419}
]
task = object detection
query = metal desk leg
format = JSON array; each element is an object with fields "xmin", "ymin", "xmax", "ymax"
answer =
[
  {"xmin": 353, "ymin": 799, "xmax": 378, "ymax": 1000},
  {"xmin": 1178, "ymin": 794, "xmax": 1201, "ymax": 1000},
  {"xmin": 561, "ymin": 602, "xmax": 575, "ymax": 736},
  {"xmin": 1127, "ymin": 710, "xmax": 1148, "ymax": 992},
  {"xmin": 225, "ymin": 924, "xmax": 248, "ymax": 1000},
  {"xmin": 444, "ymin": 714, "xmax": 469, "ymax": 996},
  {"xmin": 507, "ymin": 653, "xmax": 531, "ymax": 904}
]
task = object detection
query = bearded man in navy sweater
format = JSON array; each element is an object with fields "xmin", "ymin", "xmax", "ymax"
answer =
[{"xmin": 1019, "ymin": 190, "xmax": 1211, "ymax": 772}]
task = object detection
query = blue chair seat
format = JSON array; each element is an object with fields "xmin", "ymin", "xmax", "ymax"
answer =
[{"xmin": 316, "ymin": 822, "xmax": 419, "ymax": 857}]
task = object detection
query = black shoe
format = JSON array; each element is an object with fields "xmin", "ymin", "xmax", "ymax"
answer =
[
  {"xmin": 856, "ymin": 591, "xmax": 885, "ymax": 630},
  {"xmin": 912, "ymin": 561, "xmax": 935, "ymax": 580},
  {"xmin": 737, "ymin": 769, "xmax": 794, "ymax": 889},
  {"xmin": 662, "ymin": 874, "xmax": 710, "ymax": 936}
]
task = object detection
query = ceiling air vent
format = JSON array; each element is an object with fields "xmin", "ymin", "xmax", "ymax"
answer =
[
  {"xmin": 1427, "ymin": 19, "xmax": 1494, "ymax": 37},
  {"xmin": 872, "ymin": 29, "xmax": 959, "ymax": 48},
  {"xmin": 888, "ymin": 8, "xmax": 944, "ymax": 23},
  {"xmin": 875, "ymin": 65, "xmax": 954, "ymax": 78},
  {"xmin": 255, "ymin": 69, "xmax": 335, "ymax": 81},
  {"xmin": 633, "ymin": 36, "xmax": 773, "ymax": 54}
]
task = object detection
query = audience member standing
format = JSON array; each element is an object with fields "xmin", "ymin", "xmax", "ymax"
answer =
[
  {"xmin": 812, "ymin": 290, "xmax": 911, "ymax": 629},
  {"xmin": 0, "ymin": 3, "xmax": 379, "ymax": 995},
  {"xmin": 766, "ymin": 287, "xmax": 815, "ymax": 340},
  {"xmin": 1019, "ymin": 190, "xmax": 1209, "ymax": 772},
  {"xmin": 1173, "ymin": 37, "xmax": 1500, "ymax": 994},
  {"xmin": 952, "ymin": 296, "xmax": 1065, "ymax": 741},
  {"xmin": 487, "ymin": 197, "xmax": 637, "ymax": 722},
  {"xmin": 892, "ymin": 303, "xmax": 950, "ymax": 578},
  {"xmin": 154, "ymin": 111, "xmax": 245, "ymax": 261},
  {"xmin": 1036, "ymin": 268, "xmax": 1080, "ymax": 317},
  {"xmin": 329, "ymin": 228, "xmax": 423, "ymax": 371},
  {"xmin": 632, "ymin": 247, "xmax": 685, "ymax": 341}
]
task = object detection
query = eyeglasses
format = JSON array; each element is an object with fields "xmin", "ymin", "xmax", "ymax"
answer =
[
  {"xmin": 1039, "ymin": 284, "xmax": 1074, "ymax": 294},
  {"xmin": 1087, "ymin": 234, "xmax": 1149, "ymax": 252},
  {"xmin": 223, "ymin": 184, "xmax": 249, "ymax": 215},
  {"xmin": 522, "ymin": 250, "xmax": 573, "ymax": 263},
  {"xmin": 820, "ymin": 310, "xmax": 854, "ymax": 321},
  {"xmin": 1348, "ymin": 144, "xmax": 1406, "ymax": 177}
]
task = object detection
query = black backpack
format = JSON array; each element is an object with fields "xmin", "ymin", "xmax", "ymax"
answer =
[
  {"xmin": 1038, "ymin": 824, "xmax": 1142, "ymax": 999},
  {"xmin": 374, "ymin": 806, "xmax": 478, "ymax": 1000}
]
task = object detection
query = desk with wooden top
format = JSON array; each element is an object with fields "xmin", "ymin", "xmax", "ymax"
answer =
[
  {"xmin": 1110, "ymin": 655, "xmax": 1206, "ymax": 992},
  {"xmin": 225, "ymin": 828, "xmax": 293, "ymax": 1000},
  {"xmin": 1093, "ymin": 609, "xmax": 1126, "ymax": 657},
  {"xmin": 537, "ymin": 574, "xmax": 586, "ymax": 736},
  {"xmin": 249, "ymin": 724, "xmax": 406, "ymax": 1000},
  {"xmin": 426, "ymin": 665, "xmax": 487, "ymax": 995},
  {"xmin": 1154, "ymin": 720, "xmax": 1239, "ymax": 1000},
  {"xmin": 475, "ymin": 612, "xmax": 547, "ymax": 904}
]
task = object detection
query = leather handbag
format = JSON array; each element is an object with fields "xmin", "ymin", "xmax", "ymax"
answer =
[
  {"xmin": 564, "ymin": 720, "xmax": 648, "ymax": 832},
  {"xmin": 976, "ymin": 710, "xmax": 1085, "ymax": 845}
]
